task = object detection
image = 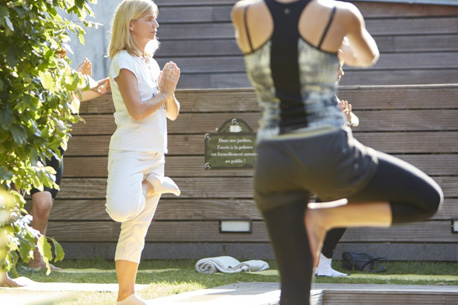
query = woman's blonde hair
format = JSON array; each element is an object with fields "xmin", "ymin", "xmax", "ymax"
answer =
[{"xmin": 108, "ymin": 0, "xmax": 159, "ymax": 59}]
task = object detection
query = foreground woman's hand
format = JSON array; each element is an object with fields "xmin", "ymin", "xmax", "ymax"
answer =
[{"xmin": 158, "ymin": 61, "xmax": 180, "ymax": 98}]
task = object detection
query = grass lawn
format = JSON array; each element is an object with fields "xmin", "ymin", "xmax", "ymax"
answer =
[{"xmin": 1, "ymin": 259, "xmax": 458, "ymax": 305}]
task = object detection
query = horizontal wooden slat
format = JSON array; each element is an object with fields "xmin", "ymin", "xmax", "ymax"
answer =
[
  {"xmin": 28, "ymin": 197, "xmax": 458, "ymax": 222},
  {"xmin": 62, "ymin": 154, "xmax": 458, "ymax": 178},
  {"xmin": 435, "ymin": 176, "xmax": 458, "ymax": 197},
  {"xmin": 154, "ymin": 0, "xmax": 235, "ymax": 6},
  {"xmin": 71, "ymin": 109, "xmax": 458, "ymax": 138},
  {"xmin": 156, "ymin": 38, "xmax": 242, "ymax": 57},
  {"xmin": 394, "ymin": 154, "xmax": 458, "ymax": 176},
  {"xmin": 391, "ymin": 34, "xmax": 458, "ymax": 52},
  {"xmin": 370, "ymin": 52, "xmax": 458, "ymax": 70},
  {"xmin": 341, "ymin": 221, "xmax": 458, "ymax": 243},
  {"xmin": 154, "ymin": 0, "xmax": 458, "ymax": 17},
  {"xmin": 338, "ymin": 85, "xmax": 458, "ymax": 110},
  {"xmin": 56, "ymin": 177, "xmax": 254, "ymax": 198},
  {"xmin": 335, "ymin": 69, "xmax": 458, "ymax": 87},
  {"xmin": 78, "ymin": 89, "xmax": 261, "ymax": 115},
  {"xmin": 65, "ymin": 131, "xmax": 458, "ymax": 156},
  {"xmin": 354, "ymin": 2, "xmax": 458, "ymax": 17},
  {"xmin": 67, "ymin": 136, "xmax": 110, "ymax": 156},
  {"xmin": 356, "ymin": 109, "xmax": 458, "ymax": 130},
  {"xmin": 72, "ymin": 113, "xmax": 261, "ymax": 135},
  {"xmin": 158, "ymin": 23, "xmax": 235, "ymax": 39},
  {"xmin": 45, "ymin": 221, "xmax": 268, "ymax": 243},
  {"xmin": 44, "ymin": 219, "xmax": 457, "ymax": 243},
  {"xmin": 32, "ymin": 199, "xmax": 260, "ymax": 221},
  {"xmin": 177, "ymin": 69, "xmax": 458, "ymax": 88},
  {"xmin": 63, "ymin": 157, "xmax": 251, "ymax": 178},
  {"xmin": 155, "ymin": 17, "xmax": 458, "ymax": 40},
  {"xmin": 77, "ymin": 86, "xmax": 458, "ymax": 116},
  {"xmin": 168, "ymin": 112, "xmax": 260, "ymax": 134},
  {"xmin": 78, "ymin": 94, "xmax": 113, "ymax": 114},
  {"xmin": 365, "ymin": 18, "xmax": 458, "ymax": 36},
  {"xmin": 354, "ymin": 132, "xmax": 458, "ymax": 153},
  {"xmin": 156, "ymin": 2, "xmax": 458, "ymax": 23},
  {"xmin": 154, "ymin": 34, "xmax": 458, "ymax": 57},
  {"xmin": 155, "ymin": 52, "xmax": 458, "ymax": 74},
  {"xmin": 58, "ymin": 241, "xmax": 458, "ymax": 261},
  {"xmin": 157, "ymin": 6, "xmax": 231, "ymax": 23}
]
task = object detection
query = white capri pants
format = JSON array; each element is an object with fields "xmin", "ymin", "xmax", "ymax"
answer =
[{"xmin": 105, "ymin": 149, "xmax": 164, "ymax": 263}]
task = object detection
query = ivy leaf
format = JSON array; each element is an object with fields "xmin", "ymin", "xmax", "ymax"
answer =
[
  {"xmin": 37, "ymin": 235, "xmax": 53, "ymax": 275},
  {"xmin": 30, "ymin": 147, "xmax": 39, "ymax": 165},
  {"xmin": 0, "ymin": 104, "xmax": 14, "ymax": 129},
  {"xmin": 30, "ymin": 120, "xmax": 42, "ymax": 137},
  {"xmin": 6, "ymin": 45, "xmax": 19, "ymax": 67},
  {"xmin": 17, "ymin": 234, "xmax": 35, "ymax": 262},
  {"xmin": 4, "ymin": 16, "xmax": 14, "ymax": 32},
  {"xmin": 0, "ymin": 166, "xmax": 13, "ymax": 181},
  {"xmin": 10, "ymin": 124, "xmax": 27, "ymax": 145},
  {"xmin": 0, "ymin": 7, "xmax": 14, "ymax": 32},
  {"xmin": 50, "ymin": 237, "xmax": 65, "ymax": 262},
  {"xmin": 31, "ymin": 172, "xmax": 43, "ymax": 191},
  {"xmin": 0, "ymin": 6, "xmax": 8, "ymax": 20},
  {"xmin": 38, "ymin": 70, "xmax": 55, "ymax": 92}
]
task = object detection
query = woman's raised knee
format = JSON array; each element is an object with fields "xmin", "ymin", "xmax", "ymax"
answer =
[
  {"xmin": 105, "ymin": 196, "xmax": 145, "ymax": 222},
  {"xmin": 423, "ymin": 184, "xmax": 444, "ymax": 219}
]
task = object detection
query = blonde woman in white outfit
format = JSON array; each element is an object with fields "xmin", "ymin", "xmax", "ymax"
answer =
[{"xmin": 106, "ymin": 1, "xmax": 181, "ymax": 304}]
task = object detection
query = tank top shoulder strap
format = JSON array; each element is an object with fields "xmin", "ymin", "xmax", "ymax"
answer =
[
  {"xmin": 243, "ymin": 5, "xmax": 254, "ymax": 53},
  {"xmin": 317, "ymin": 6, "xmax": 337, "ymax": 50}
]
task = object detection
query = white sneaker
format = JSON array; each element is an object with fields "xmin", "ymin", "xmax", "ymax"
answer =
[{"xmin": 315, "ymin": 253, "xmax": 348, "ymax": 277}]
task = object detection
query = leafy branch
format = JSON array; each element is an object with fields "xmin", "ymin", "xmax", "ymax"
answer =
[{"xmin": 0, "ymin": 0, "xmax": 96, "ymax": 274}]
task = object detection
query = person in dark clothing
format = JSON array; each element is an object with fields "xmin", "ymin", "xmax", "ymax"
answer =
[{"xmin": 232, "ymin": 1, "xmax": 443, "ymax": 304}]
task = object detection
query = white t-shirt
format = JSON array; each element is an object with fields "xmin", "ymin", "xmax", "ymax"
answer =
[{"xmin": 109, "ymin": 50, "xmax": 167, "ymax": 153}]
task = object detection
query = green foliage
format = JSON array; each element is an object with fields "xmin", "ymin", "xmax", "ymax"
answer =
[{"xmin": 0, "ymin": 0, "xmax": 96, "ymax": 274}]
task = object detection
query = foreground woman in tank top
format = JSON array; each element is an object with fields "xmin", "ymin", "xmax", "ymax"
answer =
[{"xmin": 231, "ymin": 1, "xmax": 443, "ymax": 304}]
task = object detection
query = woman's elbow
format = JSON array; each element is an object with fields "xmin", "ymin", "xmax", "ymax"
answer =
[
  {"xmin": 128, "ymin": 109, "xmax": 147, "ymax": 121},
  {"xmin": 167, "ymin": 113, "xmax": 179, "ymax": 121},
  {"xmin": 362, "ymin": 50, "xmax": 379, "ymax": 67}
]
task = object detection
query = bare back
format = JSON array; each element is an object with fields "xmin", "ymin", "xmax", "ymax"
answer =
[{"xmin": 232, "ymin": 0, "xmax": 378, "ymax": 67}]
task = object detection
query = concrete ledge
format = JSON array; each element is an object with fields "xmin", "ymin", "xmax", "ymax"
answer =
[
  {"xmin": 315, "ymin": 284, "xmax": 458, "ymax": 305},
  {"xmin": 147, "ymin": 282, "xmax": 458, "ymax": 305}
]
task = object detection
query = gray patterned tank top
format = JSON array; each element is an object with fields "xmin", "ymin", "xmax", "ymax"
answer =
[{"xmin": 243, "ymin": 0, "xmax": 346, "ymax": 142}]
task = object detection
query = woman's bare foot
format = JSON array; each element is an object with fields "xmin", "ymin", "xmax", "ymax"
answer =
[
  {"xmin": 304, "ymin": 207, "xmax": 328, "ymax": 267},
  {"xmin": 117, "ymin": 294, "xmax": 147, "ymax": 305},
  {"xmin": 143, "ymin": 175, "xmax": 180, "ymax": 197},
  {"xmin": 0, "ymin": 272, "xmax": 24, "ymax": 287}
]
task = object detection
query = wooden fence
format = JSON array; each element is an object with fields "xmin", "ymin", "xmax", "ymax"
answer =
[
  {"xmin": 27, "ymin": 1, "xmax": 458, "ymax": 261},
  {"xmin": 152, "ymin": 0, "xmax": 458, "ymax": 88},
  {"xmin": 37, "ymin": 83, "xmax": 458, "ymax": 261}
]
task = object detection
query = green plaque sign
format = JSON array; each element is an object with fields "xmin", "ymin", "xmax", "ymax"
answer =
[{"xmin": 204, "ymin": 118, "xmax": 257, "ymax": 169}]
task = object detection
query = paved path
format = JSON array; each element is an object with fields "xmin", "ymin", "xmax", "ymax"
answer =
[
  {"xmin": 147, "ymin": 282, "xmax": 280, "ymax": 305},
  {"xmin": 146, "ymin": 282, "xmax": 458, "ymax": 305},
  {"xmin": 2, "ymin": 278, "xmax": 458, "ymax": 305}
]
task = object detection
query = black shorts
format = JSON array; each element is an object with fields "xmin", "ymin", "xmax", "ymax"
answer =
[
  {"xmin": 254, "ymin": 127, "xmax": 378, "ymax": 212},
  {"xmin": 30, "ymin": 147, "xmax": 64, "ymax": 199}
]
